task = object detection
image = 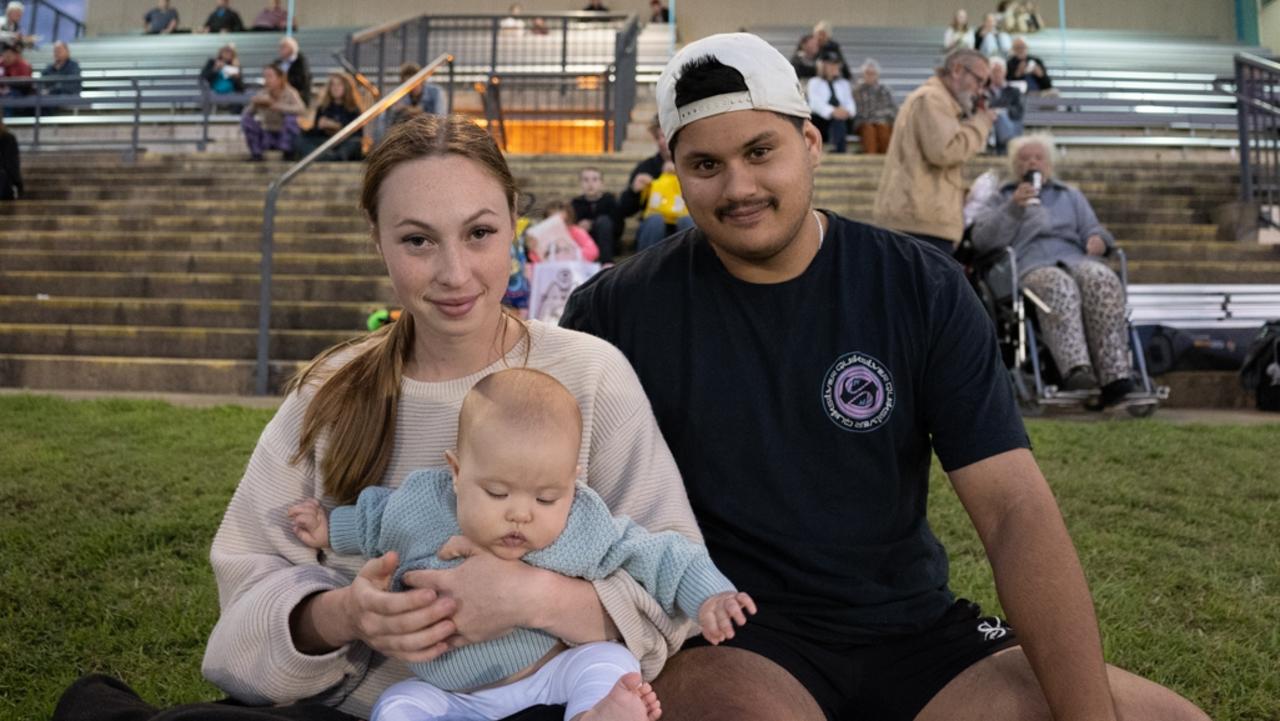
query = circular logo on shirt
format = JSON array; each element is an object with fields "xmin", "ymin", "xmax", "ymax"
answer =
[{"xmin": 822, "ymin": 352, "xmax": 895, "ymax": 432}]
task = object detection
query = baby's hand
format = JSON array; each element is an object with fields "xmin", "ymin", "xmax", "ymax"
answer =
[
  {"xmin": 437, "ymin": 534, "xmax": 484, "ymax": 561},
  {"xmin": 698, "ymin": 591, "xmax": 757, "ymax": 645},
  {"xmin": 287, "ymin": 498, "xmax": 330, "ymax": 550}
]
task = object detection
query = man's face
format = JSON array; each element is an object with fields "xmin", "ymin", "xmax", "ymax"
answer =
[
  {"xmin": 1013, "ymin": 141, "xmax": 1053, "ymax": 181},
  {"xmin": 862, "ymin": 66, "xmax": 879, "ymax": 85},
  {"xmin": 947, "ymin": 58, "xmax": 989, "ymax": 108},
  {"xmin": 6, "ymin": 8, "xmax": 20, "ymax": 24},
  {"xmin": 1012, "ymin": 40, "xmax": 1028, "ymax": 58},
  {"xmin": 801, "ymin": 36, "xmax": 819, "ymax": 56},
  {"xmin": 53, "ymin": 43, "xmax": 69, "ymax": 64},
  {"xmin": 672, "ymin": 109, "xmax": 821, "ymax": 278},
  {"xmin": 278, "ymin": 40, "xmax": 292, "ymax": 60},
  {"xmin": 650, "ymin": 125, "xmax": 669, "ymax": 160},
  {"xmin": 579, "ymin": 169, "xmax": 603, "ymax": 198},
  {"xmin": 1, "ymin": 49, "xmax": 16, "ymax": 65},
  {"xmin": 821, "ymin": 60, "xmax": 840, "ymax": 80}
]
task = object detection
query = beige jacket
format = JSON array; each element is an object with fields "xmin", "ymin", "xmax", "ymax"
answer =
[
  {"xmin": 248, "ymin": 85, "xmax": 305, "ymax": 132},
  {"xmin": 872, "ymin": 76, "xmax": 992, "ymax": 244}
]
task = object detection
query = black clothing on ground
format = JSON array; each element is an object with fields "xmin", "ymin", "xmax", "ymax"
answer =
[
  {"xmin": 572, "ymin": 192, "xmax": 621, "ymax": 261},
  {"xmin": 681, "ymin": 599, "xmax": 1018, "ymax": 721},
  {"xmin": 204, "ymin": 7, "xmax": 245, "ymax": 32},
  {"xmin": 53, "ymin": 674, "xmax": 564, "ymax": 721},
  {"xmin": 0, "ymin": 129, "xmax": 21, "ymax": 199},
  {"xmin": 562, "ymin": 213, "xmax": 1028, "ymax": 646}
]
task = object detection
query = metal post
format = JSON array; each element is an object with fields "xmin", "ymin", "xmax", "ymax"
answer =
[
  {"xmin": 52, "ymin": 14, "xmax": 60, "ymax": 44},
  {"xmin": 130, "ymin": 78, "xmax": 141, "ymax": 162},
  {"xmin": 377, "ymin": 34, "xmax": 387, "ymax": 95},
  {"xmin": 1057, "ymin": 0, "xmax": 1068, "ymax": 73},
  {"xmin": 256, "ymin": 183, "xmax": 280, "ymax": 396},
  {"xmin": 286, "ymin": 0, "xmax": 295, "ymax": 38},
  {"xmin": 26, "ymin": 1, "xmax": 35, "ymax": 35},
  {"xmin": 1238, "ymin": 60, "xmax": 1251, "ymax": 203},
  {"xmin": 199, "ymin": 79, "xmax": 211, "ymax": 152},
  {"xmin": 419, "ymin": 17, "xmax": 429, "ymax": 66},
  {"xmin": 447, "ymin": 59, "xmax": 455, "ymax": 113},
  {"xmin": 602, "ymin": 69, "xmax": 612, "ymax": 152},
  {"xmin": 490, "ymin": 18, "xmax": 500, "ymax": 76},
  {"xmin": 31, "ymin": 86, "xmax": 41, "ymax": 151},
  {"xmin": 560, "ymin": 17, "xmax": 570, "ymax": 75}
]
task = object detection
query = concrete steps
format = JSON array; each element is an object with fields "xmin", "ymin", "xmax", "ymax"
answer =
[{"xmin": 1, "ymin": 152, "xmax": 1273, "ymax": 402}]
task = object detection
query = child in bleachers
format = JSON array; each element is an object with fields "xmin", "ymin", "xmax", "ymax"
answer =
[
  {"xmin": 240, "ymin": 62, "xmax": 304, "ymax": 161},
  {"xmin": 570, "ymin": 167, "xmax": 619, "ymax": 263},
  {"xmin": 288, "ymin": 367, "xmax": 754, "ymax": 721}
]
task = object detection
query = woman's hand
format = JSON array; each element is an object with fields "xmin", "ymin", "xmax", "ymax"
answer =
[
  {"xmin": 1085, "ymin": 234, "xmax": 1107, "ymax": 256},
  {"xmin": 293, "ymin": 551, "xmax": 459, "ymax": 662},
  {"xmin": 403, "ymin": 554, "xmax": 550, "ymax": 646},
  {"xmin": 1012, "ymin": 182, "xmax": 1039, "ymax": 207}
]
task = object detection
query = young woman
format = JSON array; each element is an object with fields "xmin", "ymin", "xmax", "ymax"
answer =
[{"xmin": 296, "ymin": 72, "xmax": 365, "ymax": 161}]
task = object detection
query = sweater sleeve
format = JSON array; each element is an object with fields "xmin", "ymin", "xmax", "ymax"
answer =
[
  {"xmin": 579, "ymin": 339, "xmax": 703, "ymax": 679},
  {"xmin": 328, "ymin": 486, "xmax": 394, "ymax": 557},
  {"xmin": 915, "ymin": 90, "xmax": 991, "ymax": 168},
  {"xmin": 202, "ymin": 392, "xmax": 370, "ymax": 706}
]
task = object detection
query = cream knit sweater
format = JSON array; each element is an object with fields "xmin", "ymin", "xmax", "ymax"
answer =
[{"xmin": 202, "ymin": 321, "xmax": 700, "ymax": 717}]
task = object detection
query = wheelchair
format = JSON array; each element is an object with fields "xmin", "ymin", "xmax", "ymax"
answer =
[{"xmin": 963, "ymin": 244, "xmax": 1169, "ymax": 417}]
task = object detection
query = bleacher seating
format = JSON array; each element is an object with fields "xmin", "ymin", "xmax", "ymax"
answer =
[
  {"xmin": 1, "ymin": 152, "xmax": 1276, "ymax": 405},
  {"xmin": 753, "ymin": 25, "xmax": 1267, "ymax": 147}
]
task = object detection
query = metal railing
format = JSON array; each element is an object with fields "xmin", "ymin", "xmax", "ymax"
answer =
[
  {"xmin": 254, "ymin": 53, "xmax": 455, "ymax": 395},
  {"xmin": 1229, "ymin": 53, "xmax": 1280, "ymax": 211},
  {"xmin": 476, "ymin": 70, "xmax": 621, "ymax": 153},
  {"xmin": 610, "ymin": 19, "xmax": 639, "ymax": 151},
  {"xmin": 346, "ymin": 13, "xmax": 637, "ymax": 94},
  {"xmin": 0, "ymin": 74, "xmax": 256, "ymax": 156},
  {"xmin": 26, "ymin": 0, "xmax": 85, "ymax": 44}
]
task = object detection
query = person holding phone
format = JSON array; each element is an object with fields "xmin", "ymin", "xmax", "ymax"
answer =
[{"xmin": 1007, "ymin": 38, "xmax": 1054, "ymax": 95}]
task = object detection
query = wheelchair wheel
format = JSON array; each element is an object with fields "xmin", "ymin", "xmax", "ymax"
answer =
[{"xmin": 1126, "ymin": 402, "xmax": 1158, "ymax": 419}]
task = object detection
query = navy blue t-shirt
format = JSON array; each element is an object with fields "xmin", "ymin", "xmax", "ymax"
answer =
[{"xmin": 560, "ymin": 212, "xmax": 1029, "ymax": 644}]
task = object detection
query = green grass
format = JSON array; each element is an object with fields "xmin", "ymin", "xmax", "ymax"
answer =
[{"xmin": 1, "ymin": 395, "xmax": 1277, "ymax": 720}]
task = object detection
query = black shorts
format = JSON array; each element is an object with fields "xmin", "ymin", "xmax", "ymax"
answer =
[{"xmin": 681, "ymin": 598, "xmax": 1018, "ymax": 721}]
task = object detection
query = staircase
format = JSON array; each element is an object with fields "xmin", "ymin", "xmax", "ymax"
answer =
[{"xmin": 1, "ymin": 152, "xmax": 1275, "ymax": 401}]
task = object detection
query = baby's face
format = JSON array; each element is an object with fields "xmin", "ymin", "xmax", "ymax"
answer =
[{"xmin": 449, "ymin": 423, "xmax": 578, "ymax": 560}]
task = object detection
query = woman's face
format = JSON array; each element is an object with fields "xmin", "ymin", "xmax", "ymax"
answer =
[
  {"xmin": 219, "ymin": 48, "xmax": 235, "ymax": 63},
  {"xmin": 373, "ymin": 155, "xmax": 515, "ymax": 347},
  {"xmin": 328, "ymin": 77, "xmax": 345, "ymax": 101},
  {"xmin": 263, "ymin": 67, "xmax": 283, "ymax": 91}
]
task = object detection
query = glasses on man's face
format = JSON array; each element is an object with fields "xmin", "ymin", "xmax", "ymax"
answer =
[{"xmin": 961, "ymin": 65, "xmax": 989, "ymax": 86}]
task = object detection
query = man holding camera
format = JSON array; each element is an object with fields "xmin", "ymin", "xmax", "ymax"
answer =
[{"xmin": 873, "ymin": 48, "xmax": 995, "ymax": 256}]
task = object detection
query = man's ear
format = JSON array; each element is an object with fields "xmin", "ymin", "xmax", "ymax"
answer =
[{"xmin": 802, "ymin": 119, "xmax": 824, "ymax": 168}]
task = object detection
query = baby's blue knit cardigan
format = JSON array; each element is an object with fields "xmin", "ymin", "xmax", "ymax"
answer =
[{"xmin": 329, "ymin": 467, "xmax": 733, "ymax": 692}]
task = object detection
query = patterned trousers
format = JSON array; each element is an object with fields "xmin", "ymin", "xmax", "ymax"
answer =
[{"xmin": 1021, "ymin": 261, "xmax": 1131, "ymax": 384}]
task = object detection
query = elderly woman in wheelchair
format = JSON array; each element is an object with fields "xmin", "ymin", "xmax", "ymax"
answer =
[{"xmin": 969, "ymin": 134, "xmax": 1156, "ymax": 411}]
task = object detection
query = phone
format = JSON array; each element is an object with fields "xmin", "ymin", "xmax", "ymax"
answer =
[{"xmin": 974, "ymin": 93, "xmax": 987, "ymax": 112}]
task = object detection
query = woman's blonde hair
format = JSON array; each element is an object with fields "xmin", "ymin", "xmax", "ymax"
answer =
[{"xmin": 288, "ymin": 114, "xmax": 522, "ymax": 504}]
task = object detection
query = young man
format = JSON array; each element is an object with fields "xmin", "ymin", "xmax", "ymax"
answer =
[
  {"xmin": 571, "ymin": 166, "xmax": 621, "ymax": 263},
  {"xmin": 562, "ymin": 32, "xmax": 1209, "ymax": 721}
]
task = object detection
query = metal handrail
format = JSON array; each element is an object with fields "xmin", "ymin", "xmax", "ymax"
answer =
[
  {"xmin": 254, "ymin": 53, "xmax": 454, "ymax": 395},
  {"xmin": 351, "ymin": 11, "xmax": 629, "ymax": 44}
]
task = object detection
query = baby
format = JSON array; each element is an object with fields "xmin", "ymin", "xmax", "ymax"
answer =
[{"xmin": 288, "ymin": 367, "xmax": 754, "ymax": 721}]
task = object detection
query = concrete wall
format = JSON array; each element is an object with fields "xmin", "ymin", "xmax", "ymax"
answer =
[
  {"xmin": 1259, "ymin": 0, "xmax": 1280, "ymax": 52},
  {"xmin": 87, "ymin": 0, "xmax": 1239, "ymax": 41}
]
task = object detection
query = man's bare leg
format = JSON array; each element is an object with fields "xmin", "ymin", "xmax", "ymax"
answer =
[
  {"xmin": 651, "ymin": 647, "xmax": 825, "ymax": 721},
  {"xmin": 914, "ymin": 646, "xmax": 1210, "ymax": 721}
]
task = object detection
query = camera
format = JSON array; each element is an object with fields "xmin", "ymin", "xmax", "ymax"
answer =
[{"xmin": 1023, "ymin": 170, "xmax": 1043, "ymax": 205}]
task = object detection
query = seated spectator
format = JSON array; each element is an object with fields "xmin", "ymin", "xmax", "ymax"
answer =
[
  {"xmin": 535, "ymin": 200, "xmax": 599, "ymax": 262},
  {"xmin": 649, "ymin": 0, "xmax": 669, "ymax": 23},
  {"xmin": 852, "ymin": 58, "xmax": 897, "ymax": 155},
  {"xmin": 943, "ymin": 9, "xmax": 974, "ymax": 51},
  {"xmin": 0, "ymin": 2, "xmax": 30, "ymax": 50},
  {"xmin": 807, "ymin": 50, "xmax": 856, "ymax": 154},
  {"xmin": 202, "ymin": 0, "xmax": 245, "ymax": 33},
  {"xmin": 0, "ymin": 42, "xmax": 32, "ymax": 114},
  {"xmin": 276, "ymin": 35, "xmax": 311, "ymax": 106},
  {"xmin": 0, "ymin": 119, "xmax": 19, "ymax": 199},
  {"xmin": 812, "ymin": 19, "xmax": 850, "ymax": 79},
  {"xmin": 389, "ymin": 62, "xmax": 448, "ymax": 125},
  {"xmin": 240, "ymin": 62, "xmax": 304, "ymax": 161},
  {"xmin": 1008, "ymin": 37, "xmax": 1055, "ymax": 95},
  {"xmin": 1002, "ymin": 1, "xmax": 1044, "ymax": 33},
  {"xmin": 570, "ymin": 166, "xmax": 620, "ymax": 263},
  {"xmin": 143, "ymin": 0, "xmax": 180, "ymax": 34},
  {"xmin": 500, "ymin": 3, "xmax": 526, "ymax": 32},
  {"xmin": 971, "ymin": 134, "xmax": 1139, "ymax": 408},
  {"xmin": 42, "ymin": 41, "xmax": 81, "ymax": 97},
  {"xmin": 985, "ymin": 57, "xmax": 1023, "ymax": 153},
  {"xmin": 974, "ymin": 13, "xmax": 1010, "ymax": 56},
  {"xmin": 295, "ymin": 72, "xmax": 365, "ymax": 162},
  {"xmin": 201, "ymin": 43, "xmax": 244, "ymax": 107},
  {"xmin": 619, "ymin": 115, "xmax": 693, "ymax": 252},
  {"xmin": 250, "ymin": 0, "xmax": 293, "ymax": 31},
  {"xmin": 1022, "ymin": 2, "xmax": 1045, "ymax": 32},
  {"xmin": 790, "ymin": 33, "xmax": 820, "ymax": 81},
  {"xmin": 583, "ymin": 0, "xmax": 609, "ymax": 12}
]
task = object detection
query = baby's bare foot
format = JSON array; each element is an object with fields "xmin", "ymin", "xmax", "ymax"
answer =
[{"xmin": 576, "ymin": 672, "xmax": 662, "ymax": 721}]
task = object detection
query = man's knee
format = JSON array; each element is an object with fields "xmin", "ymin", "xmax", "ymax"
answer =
[{"xmin": 652, "ymin": 646, "xmax": 824, "ymax": 721}]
